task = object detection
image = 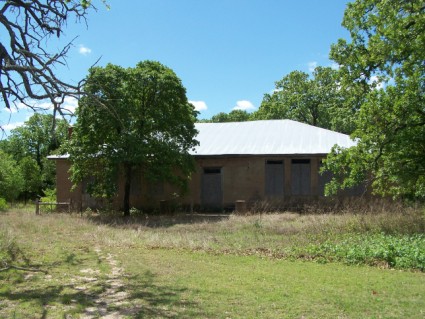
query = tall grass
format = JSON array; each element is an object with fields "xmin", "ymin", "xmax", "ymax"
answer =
[
  {"xmin": 2, "ymin": 202, "xmax": 424, "ymax": 271},
  {"xmin": 79, "ymin": 201, "xmax": 425, "ymax": 271}
]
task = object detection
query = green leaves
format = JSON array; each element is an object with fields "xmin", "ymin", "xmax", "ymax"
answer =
[
  {"xmin": 254, "ymin": 67, "xmax": 355, "ymax": 134},
  {"xmin": 0, "ymin": 150, "xmax": 24, "ymax": 202},
  {"xmin": 307, "ymin": 233, "xmax": 425, "ymax": 271},
  {"xmin": 324, "ymin": 0, "xmax": 425, "ymax": 199},
  {"xmin": 69, "ymin": 61, "xmax": 199, "ymax": 214}
]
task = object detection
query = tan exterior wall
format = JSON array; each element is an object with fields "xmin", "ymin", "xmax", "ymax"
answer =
[
  {"xmin": 53, "ymin": 155, "xmax": 335, "ymax": 211},
  {"xmin": 55, "ymin": 159, "xmax": 83, "ymax": 210},
  {"xmin": 182, "ymin": 155, "xmax": 326, "ymax": 208}
]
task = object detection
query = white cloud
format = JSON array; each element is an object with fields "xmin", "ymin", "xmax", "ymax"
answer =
[
  {"xmin": 232, "ymin": 100, "xmax": 255, "ymax": 111},
  {"xmin": 308, "ymin": 61, "xmax": 318, "ymax": 72},
  {"xmin": 79, "ymin": 45, "xmax": 92, "ymax": 55},
  {"xmin": 2, "ymin": 121, "xmax": 24, "ymax": 131},
  {"xmin": 18, "ymin": 97, "xmax": 78, "ymax": 114},
  {"xmin": 61, "ymin": 96, "xmax": 79, "ymax": 114},
  {"xmin": 189, "ymin": 100, "xmax": 208, "ymax": 111}
]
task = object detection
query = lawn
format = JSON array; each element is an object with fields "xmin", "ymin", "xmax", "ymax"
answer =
[{"xmin": 0, "ymin": 207, "xmax": 424, "ymax": 318}]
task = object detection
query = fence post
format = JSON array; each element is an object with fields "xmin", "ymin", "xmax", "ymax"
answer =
[{"xmin": 35, "ymin": 199, "xmax": 40, "ymax": 215}]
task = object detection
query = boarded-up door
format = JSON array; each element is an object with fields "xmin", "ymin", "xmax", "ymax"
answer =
[
  {"xmin": 265, "ymin": 160, "xmax": 284, "ymax": 196},
  {"xmin": 291, "ymin": 159, "xmax": 311, "ymax": 195},
  {"xmin": 201, "ymin": 167, "xmax": 222, "ymax": 209}
]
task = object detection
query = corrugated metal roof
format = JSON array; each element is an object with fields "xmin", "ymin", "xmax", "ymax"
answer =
[
  {"xmin": 48, "ymin": 120, "xmax": 356, "ymax": 159},
  {"xmin": 191, "ymin": 120, "xmax": 356, "ymax": 156}
]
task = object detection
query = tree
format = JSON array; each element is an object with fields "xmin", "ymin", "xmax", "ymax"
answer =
[
  {"xmin": 209, "ymin": 110, "xmax": 251, "ymax": 123},
  {"xmin": 19, "ymin": 157, "xmax": 42, "ymax": 203},
  {"xmin": 0, "ymin": 113, "xmax": 69, "ymax": 191},
  {"xmin": 0, "ymin": 0, "xmax": 99, "ymax": 113},
  {"xmin": 323, "ymin": 0, "xmax": 425, "ymax": 199},
  {"xmin": 69, "ymin": 61, "xmax": 199, "ymax": 215},
  {"xmin": 0, "ymin": 150, "xmax": 24, "ymax": 202},
  {"xmin": 253, "ymin": 67, "xmax": 354, "ymax": 133},
  {"xmin": 5, "ymin": 114, "xmax": 69, "ymax": 166}
]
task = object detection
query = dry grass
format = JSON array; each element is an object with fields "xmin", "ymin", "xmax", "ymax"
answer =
[{"xmin": 75, "ymin": 199, "xmax": 425, "ymax": 262}]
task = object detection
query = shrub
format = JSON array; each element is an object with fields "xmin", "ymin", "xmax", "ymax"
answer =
[
  {"xmin": 40, "ymin": 188, "xmax": 56, "ymax": 213},
  {"xmin": 0, "ymin": 198, "xmax": 7, "ymax": 211},
  {"xmin": 304, "ymin": 233, "xmax": 425, "ymax": 271}
]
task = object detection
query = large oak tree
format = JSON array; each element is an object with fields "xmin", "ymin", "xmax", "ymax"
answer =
[
  {"xmin": 323, "ymin": 0, "xmax": 425, "ymax": 199},
  {"xmin": 68, "ymin": 61, "xmax": 199, "ymax": 215}
]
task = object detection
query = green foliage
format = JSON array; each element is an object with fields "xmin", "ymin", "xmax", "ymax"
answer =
[
  {"xmin": 325, "ymin": 0, "xmax": 425, "ymax": 199},
  {"xmin": 0, "ymin": 198, "xmax": 7, "ymax": 211},
  {"xmin": 19, "ymin": 157, "xmax": 42, "ymax": 201},
  {"xmin": 0, "ymin": 114, "xmax": 69, "ymax": 196},
  {"xmin": 39, "ymin": 188, "xmax": 57, "ymax": 213},
  {"xmin": 209, "ymin": 110, "xmax": 252, "ymax": 123},
  {"xmin": 0, "ymin": 150, "xmax": 24, "ymax": 202},
  {"xmin": 305, "ymin": 233, "xmax": 425, "ymax": 271},
  {"xmin": 69, "ymin": 61, "xmax": 199, "ymax": 215},
  {"xmin": 41, "ymin": 188, "xmax": 56, "ymax": 203},
  {"xmin": 253, "ymin": 67, "xmax": 355, "ymax": 133}
]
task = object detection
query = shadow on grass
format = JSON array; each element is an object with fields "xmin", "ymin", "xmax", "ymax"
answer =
[
  {"xmin": 0, "ymin": 268, "xmax": 205, "ymax": 318},
  {"xmin": 124, "ymin": 271, "xmax": 205, "ymax": 318},
  {"xmin": 0, "ymin": 280, "xmax": 97, "ymax": 317}
]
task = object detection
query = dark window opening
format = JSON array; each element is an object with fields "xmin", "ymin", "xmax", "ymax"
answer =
[
  {"xmin": 266, "ymin": 160, "xmax": 283, "ymax": 165},
  {"xmin": 204, "ymin": 167, "xmax": 221, "ymax": 174},
  {"xmin": 292, "ymin": 159, "xmax": 310, "ymax": 164}
]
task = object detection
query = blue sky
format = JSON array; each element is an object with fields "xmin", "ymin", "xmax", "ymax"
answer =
[{"xmin": 1, "ymin": 0, "xmax": 350, "ymax": 137}]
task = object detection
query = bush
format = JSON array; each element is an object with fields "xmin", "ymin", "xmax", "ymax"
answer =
[
  {"xmin": 304, "ymin": 233, "xmax": 425, "ymax": 271},
  {"xmin": 40, "ymin": 188, "xmax": 56, "ymax": 213},
  {"xmin": 41, "ymin": 188, "xmax": 56, "ymax": 202},
  {"xmin": 0, "ymin": 198, "xmax": 7, "ymax": 211}
]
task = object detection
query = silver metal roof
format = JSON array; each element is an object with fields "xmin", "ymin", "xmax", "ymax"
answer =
[
  {"xmin": 48, "ymin": 120, "xmax": 356, "ymax": 159},
  {"xmin": 191, "ymin": 120, "xmax": 356, "ymax": 156}
]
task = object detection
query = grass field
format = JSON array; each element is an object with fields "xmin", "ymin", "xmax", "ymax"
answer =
[{"xmin": 1, "ymin": 206, "xmax": 424, "ymax": 318}]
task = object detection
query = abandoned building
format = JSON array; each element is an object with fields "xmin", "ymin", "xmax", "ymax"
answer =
[{"xmin": 49, "ymin": 120, "xmax": 360, "ymax": 211}]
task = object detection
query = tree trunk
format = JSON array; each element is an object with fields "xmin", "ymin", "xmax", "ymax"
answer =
[{"xmin": 123, "ymin": 163, "xmax": 132, "ymax": 217}]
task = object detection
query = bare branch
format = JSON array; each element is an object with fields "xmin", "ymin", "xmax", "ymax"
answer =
[{"xmin": 0, "ymin": 0, "xmax": 96, "ymax": 112}]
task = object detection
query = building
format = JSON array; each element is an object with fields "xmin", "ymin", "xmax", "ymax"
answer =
[{"xmin": 49, "ymin": 120, "xmax": 359, "ymax": 211}]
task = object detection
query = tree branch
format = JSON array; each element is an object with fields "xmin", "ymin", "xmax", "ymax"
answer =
[
  {"xmin": 0, "ymin": 264, "xmax": 48, "ymax": 274},
  {"xmin": 0, "ymin": 0, "xmax": 95, "ymax": 111}
]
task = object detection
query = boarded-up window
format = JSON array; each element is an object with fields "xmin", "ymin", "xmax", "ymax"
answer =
[
  {"xmin": 265, "ymin": 160, "xmax": 284, "ymax": 196},
  {"xmin": 291, "ymin": 159, "xmax": 311, "ymax": 195},
  {"xmin": 201, "ymin": 167, "xmax": 222, "ymax": 208}
]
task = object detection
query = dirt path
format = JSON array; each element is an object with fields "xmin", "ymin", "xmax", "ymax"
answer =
[{"xmin": 77, "ymin": 247, "xmax": 139, "ymax": 319}]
